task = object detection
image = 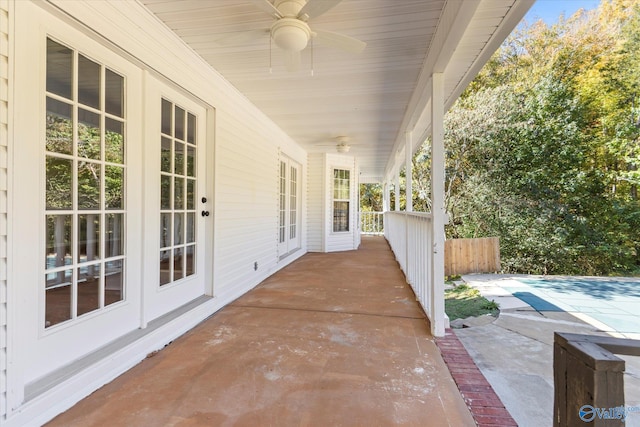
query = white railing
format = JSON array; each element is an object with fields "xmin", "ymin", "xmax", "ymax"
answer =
[
  {"xmin": 360, "ymin": 211, "xmax": 384, "ymax": 235},
  {"xmin": 384, "ymin": 211, "xmax": 446, "ymax": 336}
]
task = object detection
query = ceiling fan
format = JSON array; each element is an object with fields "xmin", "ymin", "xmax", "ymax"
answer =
[
  {"xmin": 314, "ymin": 136, "xmax": 359, "ymax": 153},
  {"xmin": 217, "ymin": 0, "xmax": 367, "ymax": 71}
]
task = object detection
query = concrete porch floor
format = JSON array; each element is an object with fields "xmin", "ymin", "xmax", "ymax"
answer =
[{"xmin": 47, "ymin": 236, "xmax": 475, "ymax": 426}]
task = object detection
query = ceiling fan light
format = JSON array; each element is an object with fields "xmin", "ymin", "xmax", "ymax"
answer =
[
  {"xmin": 336, "ymin": 143, "xmax": 350, "ymax": 153},
  {"xmin": 271, "ymin": 18, "xmax": 310, "ymax": 52}
]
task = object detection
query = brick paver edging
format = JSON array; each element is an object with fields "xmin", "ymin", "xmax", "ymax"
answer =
[{"xmin": 436, "ymin": 328, "xmax": 518, "ymax": 427}]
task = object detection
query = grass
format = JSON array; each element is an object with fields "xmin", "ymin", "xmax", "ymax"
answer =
[{"xmin": 445, "ymin": 284, "xmax": 499, "ymax": 321}]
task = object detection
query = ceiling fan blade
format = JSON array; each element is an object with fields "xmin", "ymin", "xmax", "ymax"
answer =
[
  {"xmin": 297, "ymin": 0, "xmax": 342, "ymax": 20},
  {"xmin": 250, "ymin": 0, "xmax": 282, "ymax": 19},
  {"xmin": 314, "ymin": 30, "xmax": 366, "ymax": 54},
  {"xmin": 284, "ymin": 51, "xmax": 301, "ymax": 72},
  {"xmin": 214, "ymin": 28, "xmax": 270, "ymax": 46}
]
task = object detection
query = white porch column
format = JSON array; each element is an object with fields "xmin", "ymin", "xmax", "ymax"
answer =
[
  {"xmin": 430, "ymin": 73, "xmax": 446, "ymax": 337},
  {"xmin": 383, "ymin": 181, "xmax": 389, "ymax": 212},
  {"xmin": 394, "ymin": 172, "xmax": 400, "ymax": 211},
  {"xmin": 405, "ymin": 132, "xmax": 413, "ymax": 212}
]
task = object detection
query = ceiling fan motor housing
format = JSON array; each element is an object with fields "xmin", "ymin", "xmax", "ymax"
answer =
[
  {"xmin": 274, "ymin": 0, "xmax": 306, "ymax": 17},
  {"xmin": 271, "ymin": 18, "xmax": 311, "ymax": 52}
]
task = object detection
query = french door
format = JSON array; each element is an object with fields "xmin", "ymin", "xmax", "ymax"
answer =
[
  {"xmin": 278, "ymin": 157, "xmax": 301, "ymax": 257},
  {"xmin": 142, "ymin": 78, "xmax": 210, "ymax": 322},
  {"xmin": 12, "ymin": 3, "xmax": 212, "ymax": 390},
  {"xmin": 13, "ymin": 14, "xmax": 144, "ymax": 386}
]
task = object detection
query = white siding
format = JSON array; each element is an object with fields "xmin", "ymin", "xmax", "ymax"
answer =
[
  {"xmin": 214, "ymin": 106, "xmax": 306, "ymax": 299},
  {"xmin": 0, "ymin": 0, "xmax": 8, "ymax": 419},
  {"xmin": 307, "ymin": 153, "xmax": 325, "ymax": 252}
]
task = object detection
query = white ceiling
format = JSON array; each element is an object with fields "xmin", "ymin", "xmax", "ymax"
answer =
[{"xmin": 140, "ymin": 0, "xmax": 533, "ymax": 182}]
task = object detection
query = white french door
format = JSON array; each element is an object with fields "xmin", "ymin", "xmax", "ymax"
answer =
[
  {"xmin": 278, "ymin": 157, "xmax": 301, "ymax": 257},
  {"xmin": 12, "ymin": 6, "xmax": 144, "ymax": 386},
  {"xmin": 11, "ymin": 2, "xmax": 212, "ymax": 394},
  {"xmin": 142, "ymin": 77, "xmax": 210, "ymax": 322}
]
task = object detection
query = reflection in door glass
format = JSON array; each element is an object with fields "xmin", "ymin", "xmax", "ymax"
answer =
[
  {"xmin": 78, "ymin": 54, "xmax": 100, "ymax": 110},
  {"xmin": 105, "ymin": 259, "xmax": 124, "ymax": 306},
  {"xmin": 77, "ymin": 265, "xmax": 101, "ymax": 316},
  {"xmin": 46, "ymin": 98, "xmax": 73, "ymax": 154}
]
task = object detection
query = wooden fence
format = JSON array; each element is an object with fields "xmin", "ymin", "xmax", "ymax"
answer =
[{"xmin": 444, "ymin": 237, "xmax": 500, "ymax": 276}]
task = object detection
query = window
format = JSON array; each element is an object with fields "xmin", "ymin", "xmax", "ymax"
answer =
[
  {"xmin": 333, "ymin": 169, "xmax": 350, "ymax": 232},
  {"xmin": 45, "ymin": 38, "xmax": 126, "ymax": 328}
]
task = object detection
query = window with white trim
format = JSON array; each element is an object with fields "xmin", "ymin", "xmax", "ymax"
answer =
[{"xmin": 332, "ymin": 169, "xmax": 350, "ymax": 232}]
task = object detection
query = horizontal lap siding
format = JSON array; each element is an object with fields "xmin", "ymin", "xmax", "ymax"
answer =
[
  {"xmin": 214, "ymin": 109, "xmax": 281, "ymax": 296},
  {"xmin": 0, "ymin": 0, "xmax": 8, "ymax": 419}
]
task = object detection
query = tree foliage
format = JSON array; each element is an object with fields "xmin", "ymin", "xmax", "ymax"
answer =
[{"xmin": 406, "ymin": 0, "xmax": 640, "ymax": 275}]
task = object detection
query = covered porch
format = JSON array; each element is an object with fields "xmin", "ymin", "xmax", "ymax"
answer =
[{"xmin": 46, "ymin": 236, "xmax": 476, "ymax": 426}]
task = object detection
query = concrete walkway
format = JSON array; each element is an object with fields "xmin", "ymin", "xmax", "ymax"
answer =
[
  {"xmin": 456, "ymin": 274, "xmax": 640, "ymax": 427},
  {"xmin": 46, "ymin": 237, "xmax": 475, "ymax": 427}
]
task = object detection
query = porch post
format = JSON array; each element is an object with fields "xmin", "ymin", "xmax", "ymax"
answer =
[
  {"xmin": 382, "ymin": 182, "xmax": 388, "ymax": 212},
  {"xmin": 430, "ymin": 73, "xmax": 446, "ymax": 337},
  {"xmin": 394, "ymin": 172, "xmax": 400, "ymax": 211},
  {"xmin": 405, "ymin": 132, "xmax": 413, "ymax": 212}
]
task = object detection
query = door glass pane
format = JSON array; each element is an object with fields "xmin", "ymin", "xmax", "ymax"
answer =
[
  {"xmin": 78, "ymin": 265, "xmax": 101, "ymax": 316},
  {"xmin": 174, "ymin": 106, "xmax": 185, "ymax": 141},
  {"xmin": 161, "ymin": 137, "xmax": 172, "ymax": 173},
  {"xmin": 174, "ymin": 212, "xmax": 183, "ymax": 245},
  {"xmin": 78, "ymin": 54, "xmax": 100, "ymax": 109},
  {"xmin": 105, "ymin": 165, "xmax": 124, "ymax": 209},
  {"xmin": 105, "ymin": 118, "xmax": 124, "ymax": 164},
  {"xmin": 161, "ymin": 99, "xmax": 172, "ymax": 135},
  {"xmin": 186, "ymin": 212, "xmax": 195, "ymax": 244},
  {"xmin": 105, "ymin": 260, "xmax": 124, "ymax": 306},
  {"xmin": 105, "ymin": 69, "xmax": 124, "ymax": 118},
  {"xmin": 105, "ymin": 213, "xmax": 123, "ymax": 257},
  {"xmin": 161, "ymin": 175, "xmax": 171, "ymax": 209},
  {"xmin": 46, "ymin": 39, "xmax": 72, "ymax": 99},
  {"xmin": 174, "ymin": 177, "xmax": 184, "ymax": 209},
  {"xmin": 78, "ymin": 161, "xmax": 101, "ymax": 210},
  {"xmin": 160, "ymin": 213, "xmax": 171, "ymax": 248},
  {"xmin": 159, "ymin": 251, "xmax": 171, "ymax": 286},
  {"xmin": 46, "ymin": 98, "xmax": 73, "ymax": 154},
  {"xmin": 79, "ymin": 214, "xmax": 101, "ymax": 262},
  {"xmin": 187, "ymin": 113, "xmax": 196, "ymax": 144},
  {"xmin": 78, "ymin": 109, "xmax": 101, "ymax": 160},
  {"xmin": 186, "ymin": 246, "xmax": 195, "ymax": 277},
  {"xmin": 186, "ymin": 146, "xmax": 195, "ymax": 177},
  {"xmin": 174, "ymin": 141, "xmax": 184, "ymax": 175},
  {"xmin": 46, "ymin": 215, "xmax": 72, "ymax": 268},
  {"xmin": 173, "ymin": 248, "xmax": 184, "ymax": 281},
  {"xmin": 186, "ymin": 179, "xmax": 195, "ymax": 210},
  {"xmin": 46, "ymin": 156, "xmax": 73, "ymax": 210},
  {"xmin": 45, "ymin": 274, "xmax": 72, "ymax": 328}
]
